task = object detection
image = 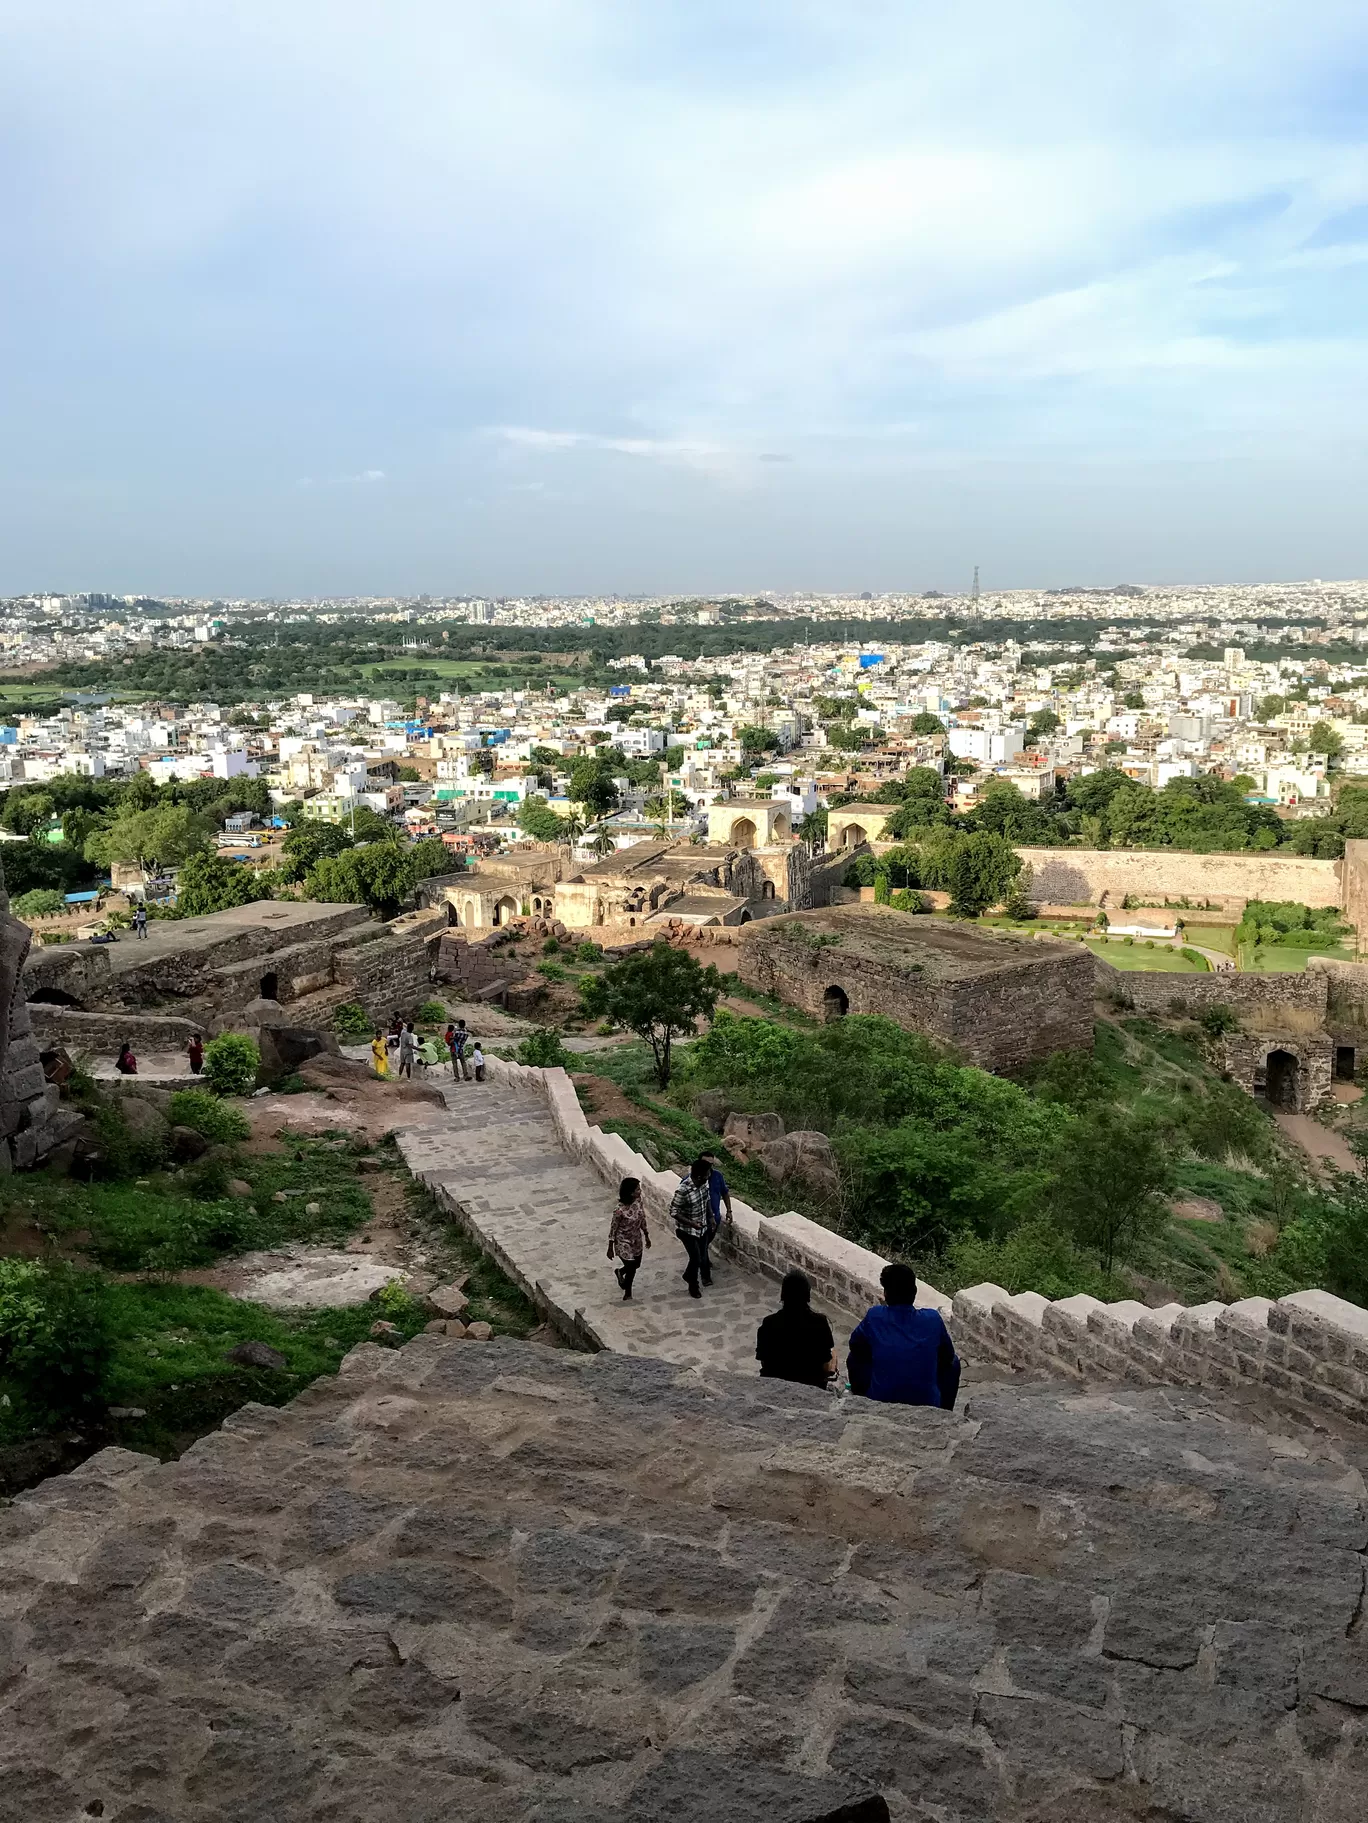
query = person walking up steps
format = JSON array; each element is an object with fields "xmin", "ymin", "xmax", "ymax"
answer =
[
  {"xmin": 450, "ymin": 1019, "xmax": 472, "ymax": 1082},
  {"xmin": 670, "ymin": 1158, "xmax": 712, "ymax": 1299},
  {"xmin": 606, "ymin": 1176, "xmax": 650, "ymax": 1300},
  {"xmin": 397, "ymin": 1021, "xmax": 417, "ymax": 1079}
]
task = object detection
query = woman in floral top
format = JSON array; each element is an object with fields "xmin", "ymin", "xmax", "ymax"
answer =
[{"xmin": 606, "ymin": 1176, "xmax": 651, "ymax": 1300}]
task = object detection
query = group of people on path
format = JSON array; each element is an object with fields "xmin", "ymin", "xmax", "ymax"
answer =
[
  {"xmin": 113, "ymin": 1030, "xmax": 205, "ymax": 1077},
  {"xmin": 605, "ymin": 1157, "xmax": 960, "ymax": 1410},
  {"xmin": 369, "ymin": 1015, "xmax": 484, "ymax": 1084}
]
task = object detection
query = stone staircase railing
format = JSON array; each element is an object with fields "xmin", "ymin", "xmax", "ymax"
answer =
[{"xmin": 484, "ymin": 1057, "xmax": 1368, "ymax": 1427}]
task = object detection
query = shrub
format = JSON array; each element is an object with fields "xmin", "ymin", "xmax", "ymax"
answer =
[
  {"xmin": 333, "ymin": 1001, "xmax": 371, "ymax": 1038},
  {"xmin": 542, "ymin": 936, "xmax": 561, "ymax": 954},
  {"xmin": 517, "ymin": 1028, "xmax": 571, "ymax": 1068},
  {"xmin": 1198, "ymin": 1004, "xmax": 1240, "ymax": 1039},
  {"xmin": 12, "ymin": 888, "xmax": 66, "ymax": 918},
  {"xmin": 416, "ymin": 999, "xmax": 447, "ymax": 1024},
  {"xmin": 0, "ymin": 1259, "xmax": 112, "ymax": 1418},
  {"xmin": 202, "ymin": 1033, "xmax": 260, "ymax": 1097},
  {"xmin": 537, "ymin": 959, "xmax": 569, "ymax": 983},
  {"xmin": 168, "ymin": 1088, "xmax": 250, "ymax": 1143},
  {"xmin": 574, "ymin": 941, "xmax": 603, "ymax": 963}
]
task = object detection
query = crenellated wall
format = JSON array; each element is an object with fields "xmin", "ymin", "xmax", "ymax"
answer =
[{"xmin": 465, "ymin": 1058, "xmax": 1368, "ymax": 1429}]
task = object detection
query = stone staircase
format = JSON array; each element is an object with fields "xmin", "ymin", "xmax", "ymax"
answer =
[{"xmin": 397, "ymin": 1079, "xmax": 854, "ymax": 1374}]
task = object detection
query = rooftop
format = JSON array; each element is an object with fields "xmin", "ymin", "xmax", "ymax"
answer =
[
  {"xmin": 101, "ymin": 898, "xmax": 370, "ymax": 974},
  {"xmin": 747, "ymin": 905, "xmax": 1077, "ymax": 982}
]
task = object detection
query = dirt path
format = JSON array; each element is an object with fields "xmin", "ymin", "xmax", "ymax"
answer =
[{"xmin": 1273, "ymin": 1110, "xmax": 1359, "ymax": 1175}]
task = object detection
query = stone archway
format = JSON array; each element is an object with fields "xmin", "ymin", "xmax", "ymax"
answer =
[
  {"xmin": 772, "ymin": 810, "xmax": 790, "ymax": 839},
  {"xmin": 1265, "ymin": 1048, "xmax": 1300, "ymax": 1109},
  {"xmin": 259, "ymin": 971, "xmax": 279, "ymax": 1002},
  {"xmin": 463, "ymin": 898, "xmax": 478, "ymax": 928},
  {"xmin": 446, "ymin": 902, "xmax": 459, "ymax": 927},
  {"xmin": 731, "ymin": 817, "xmax": 757, "ymax": 849},
  {"xmin": 761, "ymin": 881, "xmax": 775, "ymax": 900},
  {"xmin": 823, "ymin": 984, "xmax": 849, "ymax": 1022},
  {"xmin": 842, "ymin": 823, "xmax": 867, "ymax": 848},
  {"xmin": 493, "ymin": 896, "xmax": 518, "ymax": 927}
]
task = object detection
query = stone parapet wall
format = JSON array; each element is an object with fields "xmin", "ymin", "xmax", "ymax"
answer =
[
  {"xmin": 476, "ymin": 1059, "xmax": 1368, "ymax": 1427},
  {"xmin": 28, "ymin": 1005, "xmax": 202, "ymax": 1053},
  {"xmin": 1019, "ymin": 846, "xmax": 1342, "ymax": 911},
  {"xmin": 1096, "ymin": 958, "xmax": 1330, "ymax": 1017}
]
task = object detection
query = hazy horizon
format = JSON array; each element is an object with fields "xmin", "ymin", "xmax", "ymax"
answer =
[{"xmin": 5, "ymin": 2, "xmax": 1368, "ymax": 598}]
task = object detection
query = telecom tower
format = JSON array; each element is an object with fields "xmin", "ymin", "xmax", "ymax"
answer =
[{"xmin": 971, "ymin": 565, "xmax": 980, "ymax": 606}]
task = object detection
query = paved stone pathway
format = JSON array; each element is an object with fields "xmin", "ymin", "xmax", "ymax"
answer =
[{"xmin": 397, "ymin": 1079, "xmax": 853, "ymax": 1375}]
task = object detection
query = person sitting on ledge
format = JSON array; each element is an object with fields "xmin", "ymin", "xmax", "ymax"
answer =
[
  {"xmin": 755, "ymin": 1269, "xmax": 837, "ymax": 1389},
  {"xmin": 847, "ymin": 1262, "xmax": 960, "ymax": 1409}
]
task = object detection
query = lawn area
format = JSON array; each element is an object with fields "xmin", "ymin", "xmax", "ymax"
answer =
[
  {"xmin": 369, "ymin": 656, "xmax": 585, "ymax": 694},
  {"xmin": 1085, "ymin": 940, "xmax": 1208, "ymax": 971},
  {"xmin": 1184, "ymin": 923, "xmax": 1237, "ymax": 955},
  {"xmin": 1239, "ymin": 943, "xmax": 1355, "ymax": 972}
]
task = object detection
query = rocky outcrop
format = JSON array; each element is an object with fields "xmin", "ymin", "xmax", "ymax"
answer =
[{"xmin": 1, "ymin": 1336, "xmax": 1363, "ymax": 1821}]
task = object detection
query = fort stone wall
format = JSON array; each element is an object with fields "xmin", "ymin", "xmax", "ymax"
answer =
[{"xmin": 1019, "ymin": 846, "xmax": 1343, "ymax": 911}]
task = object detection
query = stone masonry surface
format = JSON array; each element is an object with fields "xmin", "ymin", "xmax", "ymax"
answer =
[{"xmin": 4, "ymin": 1336, "xmax": 1368, "ymax": 1821}]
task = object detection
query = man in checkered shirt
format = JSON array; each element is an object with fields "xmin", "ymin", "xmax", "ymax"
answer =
[{"xmin": 670, "ymin": 1158, "xmax": 713, "ymax": 1300}]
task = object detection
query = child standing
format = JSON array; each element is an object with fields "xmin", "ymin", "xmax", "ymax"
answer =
[
  {"xmin": 607, "ymin": 1176, "xmax": 650, "ymax": 1300},
  {"xmin": 471, "ymin": 1041, "xmax": 485, "ymax": 1082}
]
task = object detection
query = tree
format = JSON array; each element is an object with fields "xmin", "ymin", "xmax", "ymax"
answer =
[
  {"xmin": 909, "ymin": 712, "xmax": 945, "ymax": 734},
  {"xmin": 518, "ymin": 796, "xmax": 569, "ymax": 843},
  {"xmin": 945, "ymin": 831, "xmax": 1021, "ymax": 918},
  {"xmin": 408, "ymin": 836, "xmax": 453, "ymax": 879},
  {"xmin": 579, "ymin": 942, "xmax": 723, "ymax": 1087},
  {"xmin": 279, "ymin": 820, "xmax": 353, "ymax": 883},
  {"xmin": 826, "ymin": 723, "xmax": 867, "ymax": 752},
  {"xmin": 306, "ymin": 843, "xmax": 416, "ymax": 918},
  {"xmin": 738, "ymin": 725, "xmax": 779, "ymax": 755},
  {"xmin": 85, "ymin": 804, "xmax": 215, "ymax": 872},
  {"xmin": 1122, "ymin": 691, "xmax": 1146, "ymax": 710},
  {"xmin": 175, "ymin": 851, "xmax": 271, "ymax": 916},
  {"xmin": 569, "ymin": 755, "xmax": 620, "ymax": 820},
  {"xmin": 1052, "ymin": 1107, "xmax": 1175, "ymax": 1272},
  {"xmin": 349, "ymin": 805, "xmax": 399, "ymax": 843},
  {"xmin": 11, "ymin": 888, "xmax": 66, "ymax": 919},
  {"xmin": 1309, "ymin": 725, "xmax": 1345, "ymax": 762},
  {"xmin": 1256, "ymin": 695, "xmax": 1286, "ymax": 724},
  {"xmin": 2, "ymin": 791, "xmax": 55, "ymax": 837},
  {"xmin": 589, "ymin": 828, "xmax": 617, "ymax": 858},
  {"xmin": 1027, "ymin": 709, "xmax": 1061, "ymax": 737}
]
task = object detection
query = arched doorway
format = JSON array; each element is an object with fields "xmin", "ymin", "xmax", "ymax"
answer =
[
  {"xmin": 731, "ymin": 817, "xmax": 757, "ymax": 849},
  {"xmin": 259, "ymin": 971, "xmax": 279, "ymax": 1001},
  {"xmin": 739, "ymin": 910, "xmax": 752, "ymax": 924},
  {"xmin": 493, "ymin": 896, "xmax": 518, "ymax": 927},
  {"xmin": 823, "ymin": 984, "xmax": 849, "ymax": 1022},
  {"xmin": 446, "ymin": 902, "xmax": 459, "ymax": 927},
  {"xmin": 773, "ymin": 811, "xmax": 790, "ymax": 839},
  {"xmin": 1265, "ymin": 1049, "xmax": 1299, "ymax": 1109},
  {"xmin": 29, "ymin": 987, "xmax": 83, "ymax": 1009},
  {"xmin": 464, "ymin": 898, "xmax": 478, "ymax": 928},
  {"xmin": 842, "ymin": 823, "xmax": 867, "ymax": 848},
  {"xmin": 761, "ymin": 881, "xmax": 775, "ymax": 900}
]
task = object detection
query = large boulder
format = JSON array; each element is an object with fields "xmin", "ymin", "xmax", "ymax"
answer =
[
  {"xmin": 257, "ymin": 1023, "xmax": 342, "ymax": 1084},
  {"xmin": 691, "ymin": 1088, "xmax": 732, "ymax": 1134},
  {"xmin": 722, "ymin": 1111, "xmax": 785, "ymax": 1159},
  {"xmin": 298, "ymin": 1053, "xmax": 445, "ymax": 1109},
  {"xmin": 753, "ymin": 1129, "xmax": 836, "ymax": 1194},
  {"xmin": 120, "ymin": 1095, "xmax": 170, "ymax": 1147}
]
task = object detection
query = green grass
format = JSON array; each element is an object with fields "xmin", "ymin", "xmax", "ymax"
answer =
[
  {"xmin": 1085, "ymin": 941, "xmax": 1207, "ymax": 971},
  {"xmin": 1184, "ymin": 924, "xmax": 1237, "ymax": 955},
  {"xmin": 369, "ymin": 656, "xmax": 585, "ymax": 694},
  {"xmin": 1240, "ymin": 943, "xmax": 1354, "ymax": 972}
]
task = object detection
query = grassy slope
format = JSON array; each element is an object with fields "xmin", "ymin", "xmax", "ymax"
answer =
[{"xmin": 1084, "ymin": 941, "xmax": 1207, "ymax": 972}]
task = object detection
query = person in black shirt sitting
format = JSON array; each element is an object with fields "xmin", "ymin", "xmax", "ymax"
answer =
[{"xmin": 755, "ymin": 1270, "xmax": 837, "ymax": 1389}]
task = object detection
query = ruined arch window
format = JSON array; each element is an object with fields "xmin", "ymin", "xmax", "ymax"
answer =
[
  {"xmin": 823, "ymin": 984, "xmax": 849, "ymax": 1021},
  {"xmin": 259, "ymin": 971, "xmax": 279, "ymax": 1001},
  {"xmin": 843, "ymin": 823, "xmax": 867, "ymax": 848},
  {"xmin": 446, "ymin": 902, "xmax": 459, "ymax": 927},
  {"xmin": 761, "ymin": 881, "xmax": 775, "ymax": 899},
  {"xmin": 731, "ymin": 817, "xmax": 757, "ymax": 849}
]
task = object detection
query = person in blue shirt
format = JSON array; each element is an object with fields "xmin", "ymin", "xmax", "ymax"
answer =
[
  {"xmin": 684, "ymin": 1149, "xmax": 733, "ymax": 1287},
  {"xmin": 847, "ymin": 1262, "xmax": 961, "ymax": 1409}
]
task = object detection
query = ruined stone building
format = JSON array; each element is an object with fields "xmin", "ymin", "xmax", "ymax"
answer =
[
  {"xmin": 739, "ymin": 906, "xmax": 1096, "ymax": 1073},
  {"xmin": 420, "ymin": 836, "xmax": 848, "ymax": 941}
]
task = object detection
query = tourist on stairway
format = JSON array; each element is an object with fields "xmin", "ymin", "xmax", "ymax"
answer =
[
  {"xmin": 697, "ymin": 1147, "xmax": 733, "ymax": 1280},
  {"xmin": 607, "ymin": 1175, "xmax": 651, "ymax": 1300},
  {"xmin": 670, "ymin": 1158, "xmax": 713, "ymax": 1298},
  {"xmin": 847, "ymin": 1263, "xmax": 960, "ymax": 1409},
  {"xmin": 397, "ymin": 1021, "xmax": 417, "ymax": 1079},
  {"xmin": 755, "ymin": 1270, "xmax": 838, "ymax": 1388},
  {"xmin": 470, "ymin": 1040, "xmax": 485, "ymax": 1082}
]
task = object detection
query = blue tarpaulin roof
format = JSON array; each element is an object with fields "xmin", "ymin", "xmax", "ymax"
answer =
[{"xmin": 64, "ymin": 890, "xmax": 99, "ymax": 904}]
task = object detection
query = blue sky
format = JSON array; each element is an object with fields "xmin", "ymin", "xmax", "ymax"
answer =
[{"xmin": 3, "ymin": 0, "xmax": 1368, "ymax": 596}]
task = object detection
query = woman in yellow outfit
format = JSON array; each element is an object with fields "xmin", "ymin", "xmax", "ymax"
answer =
[{"xmin": 370, "ymin": 1032, "xmax": 389, "ymax": 1079}]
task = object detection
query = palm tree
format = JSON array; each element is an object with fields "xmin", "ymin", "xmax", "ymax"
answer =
[
  {"xmin": 563, "ymin": 806, "xmax": 586, "ymax": 846},
  {"xmin": 589, "ymin": 828, "xmax": 617, "ymax": 859}
]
